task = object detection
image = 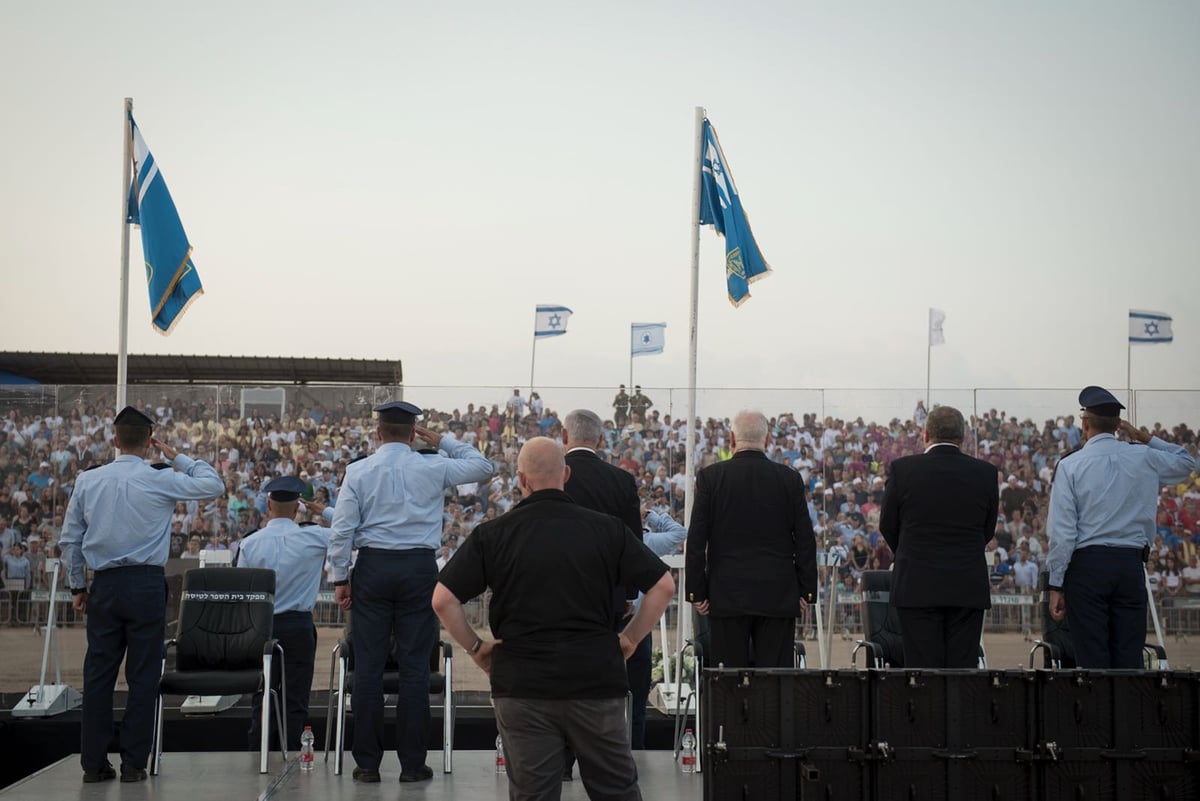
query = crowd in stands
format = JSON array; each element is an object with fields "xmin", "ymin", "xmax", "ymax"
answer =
[{"xmin": 2, "ymin": 388, "xmax": 1198, "ymax": 615}]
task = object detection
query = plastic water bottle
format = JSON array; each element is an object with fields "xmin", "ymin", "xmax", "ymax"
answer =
[
  {"xmin": 680, "ymin": 728, "xmax": 697, "ymax": 773},
  {"xmin": 495, "ymin": 734, "xmax": 506, "ymax": 774},
  {"xmin": 300, "ymin": 726, "xmax": 315, "ymax": 771}
]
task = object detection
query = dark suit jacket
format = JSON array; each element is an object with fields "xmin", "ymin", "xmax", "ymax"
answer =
[
  {"xmin": 563, "ymin": 449, "xmax": 643, "ymax": 539},
  {"xmin": 685, "ymin": 450, "xmax": 817, "ymax": 618},
  {"xmin": 880, "ymin": 445, "xmax": 999, "ymax": 610},
  {"xmin": 564, "ymin": 448, "xmax": 643, "ymax": 602}
]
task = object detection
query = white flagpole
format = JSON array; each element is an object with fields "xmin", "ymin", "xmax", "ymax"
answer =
[
  {"xmin": 117, "ymin": 97, "xmax": 133, "ymax": 409},
  {"xmin": 1127, "ymin": 339, "xmax": 1134, "ymax": 427},
  {"xmin": 629, "ymin": 325, "xmax": 634, "ymax": 395},
  {"xmin": 677, "ymin": 106, "xmax": 705, "ymax": 690},
  {"xmin": 925, "ymin": 309, "xmax": 932, "ymax": 410},
  {"xmin": 528, "ymin": 335, "xmax": 537, "ymax": 397}
]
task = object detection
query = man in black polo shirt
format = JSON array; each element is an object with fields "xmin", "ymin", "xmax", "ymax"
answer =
[{"xmin": 433, "ymin": 437, "xmax": 674, "ymax": 801}]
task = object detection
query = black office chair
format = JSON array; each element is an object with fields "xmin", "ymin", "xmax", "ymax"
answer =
[
  {"xmin": 324, "ymin": 635, "xmax": 455, "ymax": 774},
  {"xmin": 153, "ymin": 568, "xmax": 285, "ymax": 775},
  {"xmin": 1028, "ymin": 572, "xmax": 1168, "ymax": 668},
  {"xmin": 852, "ymin": 570, "xmax": 905, "ymax": 668}
]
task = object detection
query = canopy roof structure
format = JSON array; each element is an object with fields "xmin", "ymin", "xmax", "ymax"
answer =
[{"xmin": 0, "ymin": 352, "xmax": 402, "ymax": 386}]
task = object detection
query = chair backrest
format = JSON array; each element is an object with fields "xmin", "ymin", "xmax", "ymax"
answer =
[
  {"xmin": 175, "ymin": 567, "xmax": 276, "ymax": 672},
  {"xmin": 860, "ymin": 570, "xmax": 904, "ymax": 668},
  {"xmin": 1038, "ymin": 572, "xmax": 1075, "ymax": 668}
]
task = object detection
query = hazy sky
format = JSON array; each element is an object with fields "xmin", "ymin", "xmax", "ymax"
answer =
[{"xmin": 1, "ymin": 2, "xmax": 1197, "ymax": 411}]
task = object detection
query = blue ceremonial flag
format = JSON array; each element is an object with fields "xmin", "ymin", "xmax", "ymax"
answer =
[
  {"xmin": 1129, "ymin": 310, "xmax": 1173, "ymax": 344},
  {"xmin": 127, "ymin": 114, "xmax": 203, "ymax": 335},
  {"xmin": 698, "ymin": 118, "xmax": 772, "ymax": 307},
  {"xmin": 534, "ymin": 305, "xmax": 572, "ymax": 338},
  {"xmin": 631, "ymin": 322, "xmax": 666, "ymax": 357}
]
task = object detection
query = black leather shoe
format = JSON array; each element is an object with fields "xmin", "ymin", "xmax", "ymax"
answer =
[
  {"xmin": 82, "ymin": 762, "xmax": 116, "ymax": 783},
  {"xmin": 120, "ymin": 765, "xmax": 148, "ymax": 783},
  {"xmin": 398, "ymin": 765, "xmax": 434, "ymax": 783},
  {"xmin": 352, "ymin": 767, "xmax": 381, "ymax": 783}
]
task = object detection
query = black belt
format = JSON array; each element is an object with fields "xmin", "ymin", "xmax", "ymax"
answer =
[{"xmin": 96, "ymin": 565, "xmax": 165, "ymax": 576}]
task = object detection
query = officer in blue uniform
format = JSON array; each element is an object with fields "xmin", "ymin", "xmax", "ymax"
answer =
[
  {"xmin": 236, "ymin": 475, "xmax": 329, "ymax": 750},
  {"xmin": 59, "ymin": 407, "xmax": 224, "ymax": 783},
  {"xmin": 1047, "ymin": 386, "xmax": 1195, "ymax": 668},
  {"xmin": 328, "ymin": 401, "xmax": 493, "ymax": 783}
]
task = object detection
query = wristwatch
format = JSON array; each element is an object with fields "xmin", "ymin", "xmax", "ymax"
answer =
[
  {"xmin": 333, "ymin": 579, "xmax": 349, "ymax": 587},
  {"xmin": 469, "ymin": 637, "xmax": 483, "ymax": 655},
  {"xmin": 71, "ymin": 587, "xmax": 87, "ymax": 596}
]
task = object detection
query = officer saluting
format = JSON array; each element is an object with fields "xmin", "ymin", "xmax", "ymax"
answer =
[
  {"xmin": 1047, "ymin": 386, "xmax": 1195, "ymax": 668},
  {"xmin": 328, "ymin": 401, "xmax": 493, "ymax": 784},
  {"xmin": 59, "ymin": 406, "xmax": 224, "ymax": 784},
  {"xmin": 236, "ymin": 476, "xmax": 329, "ymax": 750}
]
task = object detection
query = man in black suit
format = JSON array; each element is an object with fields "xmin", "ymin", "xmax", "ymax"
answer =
[
  {"xmin": 880, "ymin": 405, "xmax": 998, "ymax": 668},
  {"xmin": 559, "ymin": 408, "xmax": 649, "ymax": 757},
  {"xmin": 686, "ymin": 410, "xmax": 818, "ymax": 668}
]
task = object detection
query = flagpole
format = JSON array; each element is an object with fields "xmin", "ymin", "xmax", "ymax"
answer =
[
  {"xmin": 677, "ymin": 105, "xmax": 705, "ymax": 695},
  {"xmin": 529, "ymin": 335, "xmax": 537, "ymax": 397},
  {"xmin": 117, "ymin": 97, "xmax": 133, "ymax": 410},
  {"xmin": 629, "ymin": 325, "xmax": 634, "ymax": 397},
  {"xmin": 925, "ymin": 309, "xmax": 932, "ymax": 410},
  {"xmin": 1127, "ymin": 338, "xmax": 1134, "ymax": 427}
]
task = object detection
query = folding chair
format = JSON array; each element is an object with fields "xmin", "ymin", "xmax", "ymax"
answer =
[{"xmin": 152, "ymin": 568, "xmax": 285, "ymax": 775}]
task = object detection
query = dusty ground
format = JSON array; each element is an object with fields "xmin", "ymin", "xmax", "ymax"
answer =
[{"xmin": 3, "ymin": 624, "xmax": 1197, "ymax": 694}]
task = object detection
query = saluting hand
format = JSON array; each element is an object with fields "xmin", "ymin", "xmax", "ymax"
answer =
[
  {"xmin": 1118, "ymin": 420, "xmax": 1152, "ymax": 445},
  {"xmin": 302, "ymin": 499, "xmax": 327, "ymax": 518},
  {"xmin": 414, "ymin": 426, "xmax": 442, "ymax": 448},
  {"xmin": 152, "ymin": 437, "xmax": 178, "ymax": 461}
]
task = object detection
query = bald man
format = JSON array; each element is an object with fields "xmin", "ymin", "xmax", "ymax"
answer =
[
  {"xmin": 686, "ymin": 410, "xmax": 818, "ymax": 668},
  {"xmin": 434, "ymin": 437, "xmax": 674, "ymax": 801}
]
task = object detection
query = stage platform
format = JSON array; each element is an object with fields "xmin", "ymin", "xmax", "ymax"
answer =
[{"xmin": 0, "ymin": 750, "xmax": 701, "ymax": 800}]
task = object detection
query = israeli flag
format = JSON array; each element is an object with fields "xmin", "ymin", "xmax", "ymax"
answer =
[
  {"xmin": 631, "ymin": 323, "xmax": 666, "ymax": 357},
  {"xmin": 698, "ymin": 118, "xmax": 772, "ymax": 306},
  {"xmin": 534, "ymin": 305, "xmax": 572, "ymax": 338},
  {"xmin": 1129, "ymin": 310, "xmax": 1173, "ymax": 344},
  {"xmin": 127, "ymin": 114, "xmax": 203, "ymax": 335}
]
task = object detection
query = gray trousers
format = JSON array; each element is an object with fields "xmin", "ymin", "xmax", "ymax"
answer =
[{"xmin": 494, "ymin": 697, "xmax": 641, "ymax": 801}]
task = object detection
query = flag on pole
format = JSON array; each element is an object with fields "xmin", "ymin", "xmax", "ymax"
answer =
[
  {"xmin": 534, "ymin": 305, "xmax": 572, "ymax": 338},
  {"xmin": 929, "ymin": 308, "xmax": 946, "ymax": 346},
  {"xmin": 698, "ymin": 119, "xmax": 772, "ymax": 307},
  {"xmin": 127, "ymin": 114, "xmax": 203, "ymax": 335},
  {"xmin": 1129, "ymin": 310, "xmax": 1173, "ymax": 344},
  {"xmin": 631, "ymin": 322, "xmax": 667, "ymax": 357}
]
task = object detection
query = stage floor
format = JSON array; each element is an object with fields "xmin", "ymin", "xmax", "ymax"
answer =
[{"xmin": 1, "ymin": 749, "xmax": 702, "ymax": 800}]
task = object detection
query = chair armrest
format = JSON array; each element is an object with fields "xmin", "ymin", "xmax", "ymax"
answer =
[
  {"xmin": 440, "ymin": 640, "xmax": 453, "ymax": 660},
  {"xmin": 1143, "ymin": 642, "xmax": 1167, "ymax": 661},
  {"xmin": 262, "ymin": 637, "xmax": 280, "ymax": 656},
  {"xmin": 851, "ymin": 639, "xmax": 880, "ymax": 668},
  {"xmin": 1028, "ymin": 640, "xmax": 1060, "ymax": 669}
]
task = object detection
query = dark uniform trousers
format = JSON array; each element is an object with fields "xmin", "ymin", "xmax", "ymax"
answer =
[
  {"xmin": 895, "ymin": 607, "xmax": 985, "ymax": 669},
  {"xmin": 350, "ymin": 548, "xmax": 437, "ymax": 773},
  {"xmin": 1064, "ymin": 546, "xmax": 1147, "ymax": 669},
  {"xmin": 249, "ymin": 610, "xmax": 317, "ymax": 751},
  {"xmin": 708, "ymin": 615, "xmax": 795, "ymax": 668},
  {"xmin": 80, "ymin": 566, "xmax": 166, "ymax": 773},
  {"xmin": 623, "ymin": 626, "xmax": 652, "ymax": 750}
]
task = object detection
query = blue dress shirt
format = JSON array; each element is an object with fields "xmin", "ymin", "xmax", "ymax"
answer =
[
  {"xmin": 1047, "ymin": 434, "xmax": 1195, "ymax": 586},
  {"xmin": 327, "ymin": 434, "xmax": 493, "ymax": 582},
  {"xmin": 237, "ymin": 517, "xmax": 329, "ymax": 613},
  {"xmin": 60, "ymin": 454, "xmax": 225, "ymax": 590}
]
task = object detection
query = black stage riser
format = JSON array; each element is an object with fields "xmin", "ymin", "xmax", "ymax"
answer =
[{"xmin": 703, "ymin": 668, "xmax": 1200, "ymax": 801}]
